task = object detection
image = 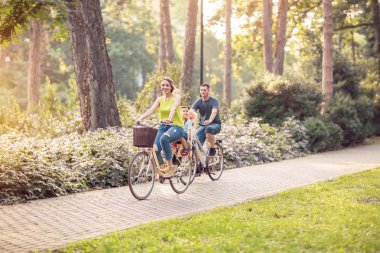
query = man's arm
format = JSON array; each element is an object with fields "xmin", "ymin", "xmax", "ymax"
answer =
[
  {"xmin": 204, "ymin": 108, "xmax": 218, "ymax": 125},
  {"xmin": 204, "ymin": 98, "xmax": 220, "ymax": 125}
]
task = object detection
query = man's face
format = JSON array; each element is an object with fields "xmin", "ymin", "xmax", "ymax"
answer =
[{"xmin": 200, "ymin": 86, "xmax": 209, "ymax": 98}]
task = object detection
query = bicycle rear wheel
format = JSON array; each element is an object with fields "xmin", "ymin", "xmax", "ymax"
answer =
[
  {"xmin": 170, "ymin": 153, "xmax": 194, "ymax": 194},
  {"xmin": 128, "ymin": 151, "xmax": 155, "ymax": 200},
  {"xmin": 207, "ymin": 142, "xmax": 224, "ymax": 181}
]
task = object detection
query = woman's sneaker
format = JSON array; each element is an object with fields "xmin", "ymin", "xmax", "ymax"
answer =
[{"xmin": 208, "ymin": 147, "xmax": 216, "ymax": 157}]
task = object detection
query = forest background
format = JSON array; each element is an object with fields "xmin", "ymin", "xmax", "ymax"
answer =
[{"xmin": 0, "ymin": 0, "xmax": 380, "ymax": 204}]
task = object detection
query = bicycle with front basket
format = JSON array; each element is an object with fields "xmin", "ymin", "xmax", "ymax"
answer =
[
  {"xmin": 128, "ymin": 122, "xmax": 196, "ymax": 200},
  {"xmin": 189, "ymin": 122, "xmax": 224, "ymax": 184}
]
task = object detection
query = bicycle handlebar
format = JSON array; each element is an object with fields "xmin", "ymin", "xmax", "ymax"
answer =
[{"xmin": 134, "ymin": 121, "xmax": 172, "ymax": 127}]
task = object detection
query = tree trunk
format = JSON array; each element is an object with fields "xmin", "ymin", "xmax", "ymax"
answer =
[
  {"xmin": 157, "ymin": 4, "xmax": 166, "ymax": 97},
  {"xmin": 158, "ymin": 7, "xmax": 166, "ymax": 70},
  {"xmin": 27, "ymin": 20, "xmax": 43, "ymax": 110},
  {"xmin": 351, "ymin": 30, "xmax": 356, "ymax": 66},
  {"xmin": 273, "ymin": 0, "xmax": 288, "ymax": 75},
  {"xmin": 321, "ymin": 0, "xmax": 334, "ymax": 115},
  {"xmin": 223, "ymin": 0, "xmax": 232, "ymax": 106},
  {"xmin": 262, "ymin": 0, "xmax": 273, "ymax": 72},
  {"xmin": 67, "ymin": 0, "xmax": 121, "ymax": 131},
  {"xmin": 157, "ymin": 0, "xmax": 174, "ymax": 96},
  {"xmin": 373, "ymin": 0, "xmax": 380, "ymax": 75},
  {"xmin": 161, "ymin": 0, "xmax": 173, "ymax": 64},
  {"xmin": 180, "ymin": 0, "xmax": 198, "ymax": 96}
]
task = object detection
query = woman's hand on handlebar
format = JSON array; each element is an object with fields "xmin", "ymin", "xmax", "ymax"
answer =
[
  {"xmin": 135, "ymin": 117, "xmax": 143, "ymax": 125},
  {"xmin": 161, "ymin": 119, "xmax": 173, "ymax": 125}
]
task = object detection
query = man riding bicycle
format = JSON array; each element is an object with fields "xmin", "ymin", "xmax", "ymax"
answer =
[{"xmin": 191, "ymin": 83, "xmax": 222, "ymax": 157}]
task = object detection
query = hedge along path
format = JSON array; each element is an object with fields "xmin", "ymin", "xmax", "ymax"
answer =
[{"xmin": 1, "ymin": 143, "xmax": 380, "ymax": 253}]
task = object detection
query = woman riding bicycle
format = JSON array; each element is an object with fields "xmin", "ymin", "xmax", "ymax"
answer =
[{"xmin": 137, "ymin": 77, "xmax": 184, "ymax": 176}]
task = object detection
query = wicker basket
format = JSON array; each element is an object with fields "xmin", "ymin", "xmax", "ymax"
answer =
[{"xmin": 133, "ymin": 126, "xmax": 158, "ymax": 147}]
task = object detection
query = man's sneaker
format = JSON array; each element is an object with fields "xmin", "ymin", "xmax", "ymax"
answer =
[{"xmin": 208, "ymin": 147, "xmax": 216, "ymax": 157}]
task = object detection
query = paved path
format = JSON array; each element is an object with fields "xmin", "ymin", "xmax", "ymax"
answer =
[{"xmin": 1, "ymin": 143, "xmax": 380, "ymax": 253}]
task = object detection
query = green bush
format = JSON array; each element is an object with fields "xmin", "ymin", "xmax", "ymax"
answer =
[
  {"xmin": 360, "ymin": 71, "xmax": 380, "ymax": 135},
  {"xmin": 353, "ymin": 96, "xmax": 375, "ymax": 138},
  {"xmin": 325, "ymin": 93, "xmax": 365, "ymax": 146},
  {"xmin": 333, "ymin": 53, "xmax": 361, "ymax": 99},
  {"xmin": 0, "ymin": 84, "xmax": 82, "ymax": 137},
  {"xmin": 303, "ymin": 117, "xmax": 343, "ymax": 152},
  {"xmin": 117, "ymin": 98, "xmax": 137, "ymax": 128},
  {"xmin": 243, "ymin": 75, "xmax": 322, "ymax": 125},
  {"xmin": 0, "ymin": 128, "xmax": 133, "ymax": 204}
]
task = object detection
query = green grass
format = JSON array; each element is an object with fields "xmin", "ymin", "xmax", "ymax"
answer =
[{"xmin": 57, "ymin": 168, "xmax": 380, "ymax": 253}]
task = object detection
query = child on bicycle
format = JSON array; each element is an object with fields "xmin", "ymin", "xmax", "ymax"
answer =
[{"xmin": 179, "ymin": 106, "xmax": 194, "ymax": 156}]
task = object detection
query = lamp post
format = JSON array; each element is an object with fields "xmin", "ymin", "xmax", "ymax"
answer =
[{"xmin": 200, "ymin": 0, "xmax": 204, "ymax": 85}]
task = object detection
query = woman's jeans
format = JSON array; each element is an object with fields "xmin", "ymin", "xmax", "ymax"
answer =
[{"xmin": 154, "ymin": 125, "xmax": 184, "ymax": 165}]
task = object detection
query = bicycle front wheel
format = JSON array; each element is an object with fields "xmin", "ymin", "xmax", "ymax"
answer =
[
  {"xmin": 170, "ymin": 153, "xmax": 194, "ymax": 194},
  {"xmin": 189, "ymin": 148, "xmax": 198, "ymax": 185},
  {"xmin": 207, "ymin": 142, "xmax": 224, "ymax": 181},
  {"xmin": 128, "ymin": 151, "xmax": 155, "ymax": 200}
]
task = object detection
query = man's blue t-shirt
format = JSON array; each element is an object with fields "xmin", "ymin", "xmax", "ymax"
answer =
[{"xmin": 191, "ymin": 96, "xmax": 221, "ymax": 124}]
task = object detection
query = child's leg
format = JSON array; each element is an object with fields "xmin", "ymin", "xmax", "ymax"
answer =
[{"xmin": 179, "ymin": 137, "xmax": 189, "ymax": 149}]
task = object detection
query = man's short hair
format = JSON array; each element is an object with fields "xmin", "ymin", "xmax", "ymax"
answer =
[{"xmin": 200, "ymin": 83, "xmax": 209, "ymax": 89}]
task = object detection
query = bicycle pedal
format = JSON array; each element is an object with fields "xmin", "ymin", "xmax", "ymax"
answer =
[{"xmin": 159, "ymin": 176, "xmax": 165, "ymax": 184}]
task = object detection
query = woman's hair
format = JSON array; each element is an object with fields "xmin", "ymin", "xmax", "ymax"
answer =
[{"xmin": 162, "ymin": 77, "xmax": 175, "ymax": 93}]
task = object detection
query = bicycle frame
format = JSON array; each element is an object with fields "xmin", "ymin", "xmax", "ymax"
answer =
[
  {"xmin": 190, "ymin": 127, "xmax": 209, "ymax": 168},
  {"xmin": 140, "ymin": 140, "xmax": 188, "ymax": 178}
]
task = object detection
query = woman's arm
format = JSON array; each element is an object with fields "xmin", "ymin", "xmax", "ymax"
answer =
[
  {"xmin": 137, "ymin": 97, "xmax": 160, "ymax": 121},
  {"xmin": 167, "ymin": 94, "xmax": 181, "ymax": 122}
]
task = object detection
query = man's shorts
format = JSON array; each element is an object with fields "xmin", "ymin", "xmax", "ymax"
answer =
[{"xmin": 205, "ymin": 123, "xmax": 221, "ymax": 135}]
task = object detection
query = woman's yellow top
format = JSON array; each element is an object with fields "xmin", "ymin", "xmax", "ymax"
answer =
[{"xmin": 159, "ymin": 96, "xmax": 184, "ymax": 127}]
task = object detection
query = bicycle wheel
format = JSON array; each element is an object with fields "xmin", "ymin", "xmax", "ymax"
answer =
[
  {"xmin": 169, "ymin": 153, "xmax": 194, "ymax": 194},
  {"xmin": 207, "ymin": 142, "xmax": 224, "ymax": 181},
  {"xmin": 128, "ymin": 151, "xmax": 155, "ymax": 200}
]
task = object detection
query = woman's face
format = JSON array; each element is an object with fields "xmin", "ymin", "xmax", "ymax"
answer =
[{"xmin": 161, "ymin": 80, "xmax": 172, "ymax": 94}]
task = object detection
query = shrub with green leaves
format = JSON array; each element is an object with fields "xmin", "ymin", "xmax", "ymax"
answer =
[
  {"xmin": 0, "ymin": 96, "xmax": 82, "ymax": 138},
  {"xmin": 333, "ymin": 53, "xmax": 362, "ymax": 99},
  {"xmin": 360, "ymin": 71, "xmax": 380, "ymax": 135},
  {"xmin": 243, "ymin": 75, "xmax": 322, "ymax": 125},
  {"xmin": 353, "ymin": 96, "xmax": 375, "ymax": 138},
  {"xmin": 117, "ymin": 98, "xmax": 138, "ymax": 128},
  {"xmin": 325, "ymin": 93, "xmax": 365, "ymax": 146},
  {"xmin": 0, "ymin": 128, "xmax": 134, "ymax": 205},
  {"xmin": 220, "ymin": 117, "xmax": 309, "ymax": 169},
  {"xmin": 303, "ymin": 117, "xmax": 343, "ymax": 152},
  {"xmin": 1, "ymin": 117, "xmax": 311, "ymax": 204}
]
